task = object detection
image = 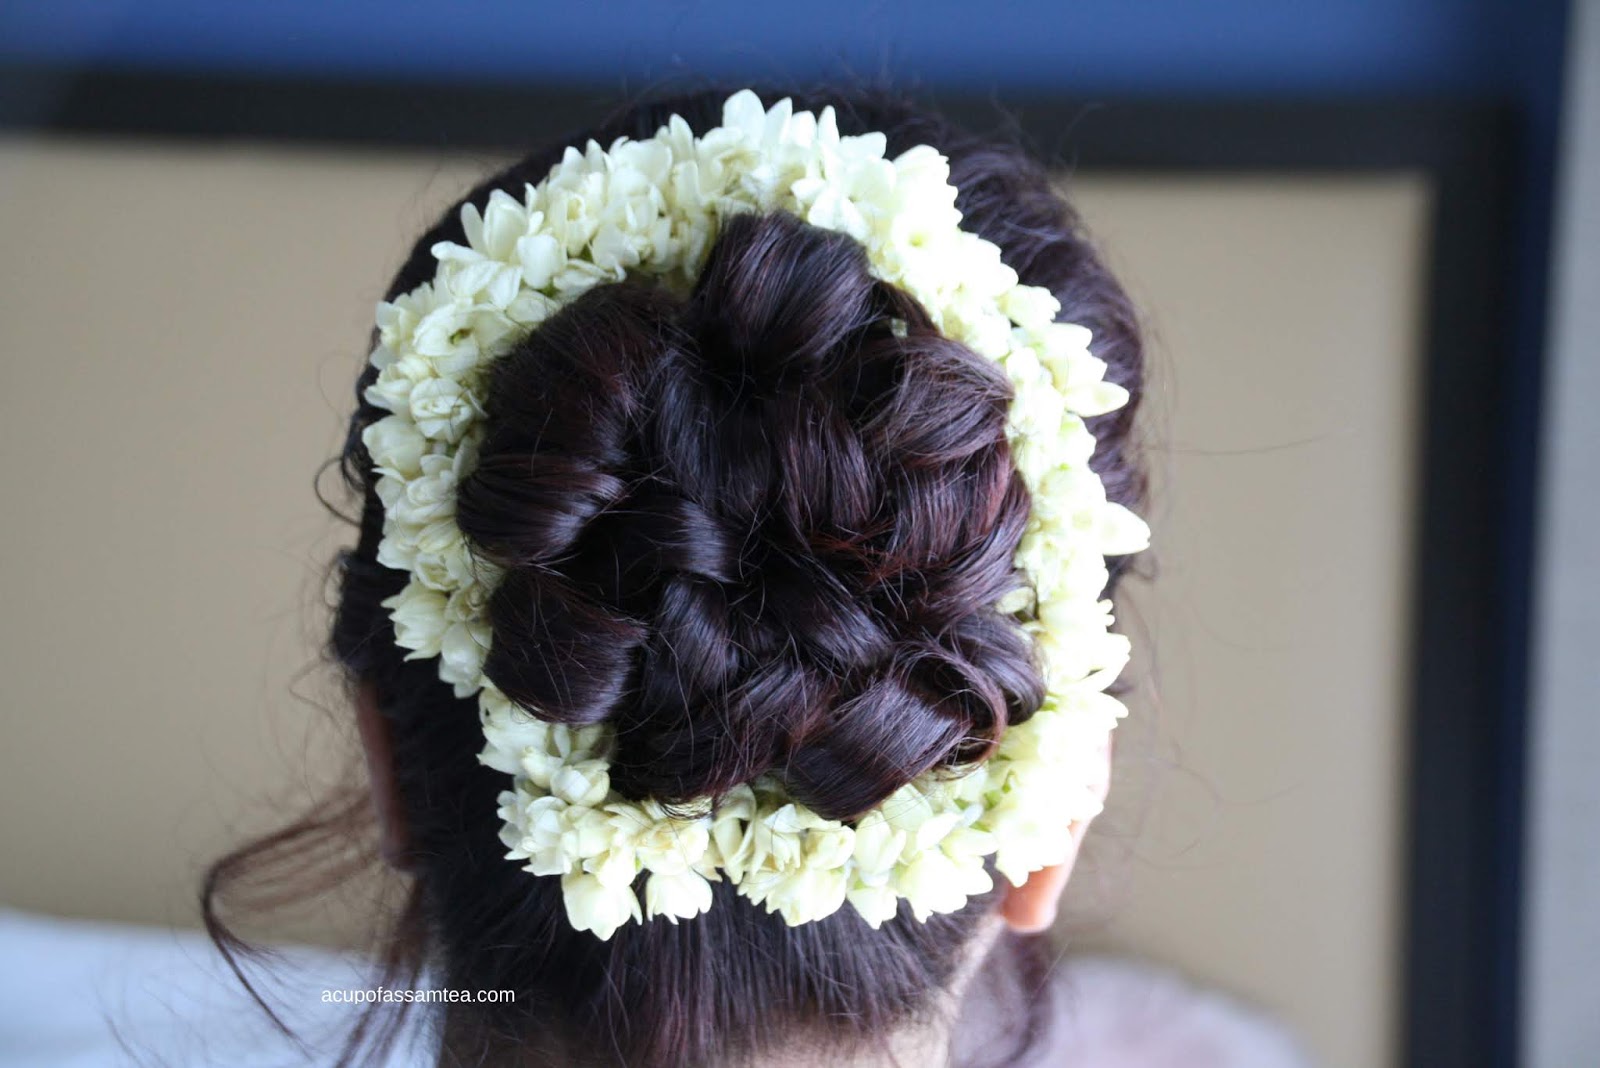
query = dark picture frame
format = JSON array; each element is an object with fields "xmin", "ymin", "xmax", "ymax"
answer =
[{"xmin": 0, "ymin": 63, "xmax": 1527, "ymax": 1068}]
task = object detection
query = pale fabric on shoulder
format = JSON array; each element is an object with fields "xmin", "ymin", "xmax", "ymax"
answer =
[
  {"xmin": 1036, "ymin": 955, "xmax": 1314, "ymax": 1068},
  {"xmin": 0, "ymin": 907, "xmax": 432, "ymax": 1068},
  {"xmin": 0, "ymin": 906, "xmax": 1311, "ymax": 1067},
  {"xmin": 951, "ymin": 941, "xmax": 1313, "ymax": 1068}
]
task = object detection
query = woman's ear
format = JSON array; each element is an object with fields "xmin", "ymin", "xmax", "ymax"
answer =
[
  {"xmin": 354, "ymin": 679, "xmax": 412, "ymax": 871},
  {"xmin": 999, "ymin": 729, "xmax": 1113, "ymax": 933}
]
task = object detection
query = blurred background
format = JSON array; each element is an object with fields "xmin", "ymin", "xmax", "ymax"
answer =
[{"xmin": 0, "ymin": 4, "xmax": 1593, "ymax": 1068}]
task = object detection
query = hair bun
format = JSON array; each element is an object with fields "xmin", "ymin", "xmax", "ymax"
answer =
[{"xmin": 454, "ymin": 210, "xmax": 1043, "ymax": 821}]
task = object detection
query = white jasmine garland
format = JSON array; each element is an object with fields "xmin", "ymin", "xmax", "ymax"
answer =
[{"xmin": 361, "ymin": 89, "xmax": 1151, "ymax": 941}]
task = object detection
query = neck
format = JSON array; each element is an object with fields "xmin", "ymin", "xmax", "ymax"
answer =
[
  {"xmin": 749, "ymin": 912, "xmax": 1010, "ymax": 1068},
  {"xmin": 434, "ymin": 914, "xmax": 1017, "ymax": 1068}
]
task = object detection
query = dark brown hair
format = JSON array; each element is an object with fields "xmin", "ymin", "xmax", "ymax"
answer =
[{"xmin": 204, "ymin": 80, "xmax": 1145, "ymax": 1068}]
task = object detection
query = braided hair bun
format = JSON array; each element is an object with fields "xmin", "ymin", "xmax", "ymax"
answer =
[{"xmin": 455, "ymin": 209, "xmax": 1045, "ymax": 822}]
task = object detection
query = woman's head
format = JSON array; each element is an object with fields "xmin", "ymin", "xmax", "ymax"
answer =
[{"xmin": 210, "ymin": 81, "xmax": 1144, "ymax": 1068}]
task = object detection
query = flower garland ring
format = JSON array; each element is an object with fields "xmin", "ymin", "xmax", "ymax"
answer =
[{"xmin": 360, "ymin": 90, "xmax": 1151, "ymax": 940}]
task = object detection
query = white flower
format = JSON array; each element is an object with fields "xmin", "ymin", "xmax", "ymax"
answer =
[
  {"xmin": 847, "ymin": 882, "xmax": 900, "ymax": 928},
  {"xmin": 1065, "ymin": 379, "xmax": 1131, "ymax": 418},
  {"xmin": 760, "ymin": 865, "xmax": 850, "ymax": 926},
  {"xmin": 362, "ymin": 415, "xmax": 427, "ymax": 479},
  {"xmin": 506, "ymin": 793, "xmax": 617, "ymax": 873},
  {"xmin": 441, "ymin": 569, "xmax": 490, "ymax": 614},
  {"xmin": 364, "ymin": 89, "xmax": 1148, "ymax": 939},
  {"xmin": 752, "ymin": 804, "xmax": 824, "ymax": 870},
  {"xmin": 478, "ymin": 688, "xmax": 552, "ymax": 776},
  {"xmin": 364, "ymin": 353, "xmax": 433, "ymax": 414},
  {"xmin": 438, "ymin": 617, "xmax": 490, "ymax": 696},
  {"xmin": 551, "ymin": 760, "xmax": 611, "ymax": 806},
  {"xmin": 410, "ymin": 302, "xmax": 485, "ymax": 375},
  {"xmin": 462, "ymin": 188, "xmax": 531, "ymax": 262},
  {"xmin": 387, "ymin": 452, "xmax": 461, "ymax": 526},
  {"xmin": 851, "ymin": 810, "xmax": 908, "ymax": 879},
  {"xmin": 804, "ymin": 823, "xmax": 855, "ymax": 871},
  {"xmin": 375, "ymin": 282, "xmax": 445, "ymax": 352},
  {"xmin": 1034, "ymin": 322, "xmax": 1097, "ymax": 386},
  {"xmin": 999, "ymin": 283, "xmax": 1062, "ymax": 332},
  {"xmin": 987, "ymin": 785, "xmax": 1078, "ymax": 887},
  {"xmin": 401, "ymin": 521, "xmax": 474, "ymax": 593},
  {"xmin": 623, "ymin": 808, "xmax": 712, "ymax": 877},
  {"xmin": 707, "ymin": 785, "xmax": 759, "ymax": 878},
  {"xmin": 382, "ymin": 581, "xmax": 447, "ymax": 659},
  {"xmin": 408, "ymin": 377, "xmax": 480, "ymax": 443},
  {"xmin": 433, "ymin": 247, "xmax": 521, "ymax": 310},
  {"xmin": 515, "ymin": 232, "xmax": 562, "ymax": 290},
  {"xmin": 896, "ymin": 847, "xmax": 992, "ymax": 921},
  {"xmin": 644, "ymin": 868, "xmax": 714, "ymax": 922},
  {"xmin": 544, "ymin": 181, "xmax": 603, "ymax": 258},
  {"xmin": 1097, "ymin": 501, "xmax": 1153, "ymax": 556},
  {"xmin": 561, "ymin": 871, "xmax": 641, "ymax": 940}
]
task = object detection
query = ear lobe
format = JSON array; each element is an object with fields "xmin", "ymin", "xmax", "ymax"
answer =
[
  {"xmin": 998, "ymin": 729, "xmax": 1113, "ymax": 933},
  {"xmin": 354, "ymin": 680, "xmax": 412, "ymax": 871},
  {"xmin": 998, "ymin": 823, "xmax": 1088, "ymax": 933}
]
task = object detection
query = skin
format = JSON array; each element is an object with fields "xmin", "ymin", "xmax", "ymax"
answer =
[{"xmin": 354, "ymin": 680, "xmax": 1113, "ymax": 1065}]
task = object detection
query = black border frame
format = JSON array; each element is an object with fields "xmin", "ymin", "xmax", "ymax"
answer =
[{"xmin": 0, "ymin": 64, "xmax": 1527, "ymax": 1068}]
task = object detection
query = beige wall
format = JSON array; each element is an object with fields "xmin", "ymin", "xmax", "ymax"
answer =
[
  {"xmin": 1065, "ymin": 174, "xmax": 1429, "ymax": 1068},
  {"xmin": 0, "ymin": 136, "xmax": 1429, "ymax": 1068},
  {"xmin": 0, "ymin": 137, "xmax": 492, "ymax": 933}
]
